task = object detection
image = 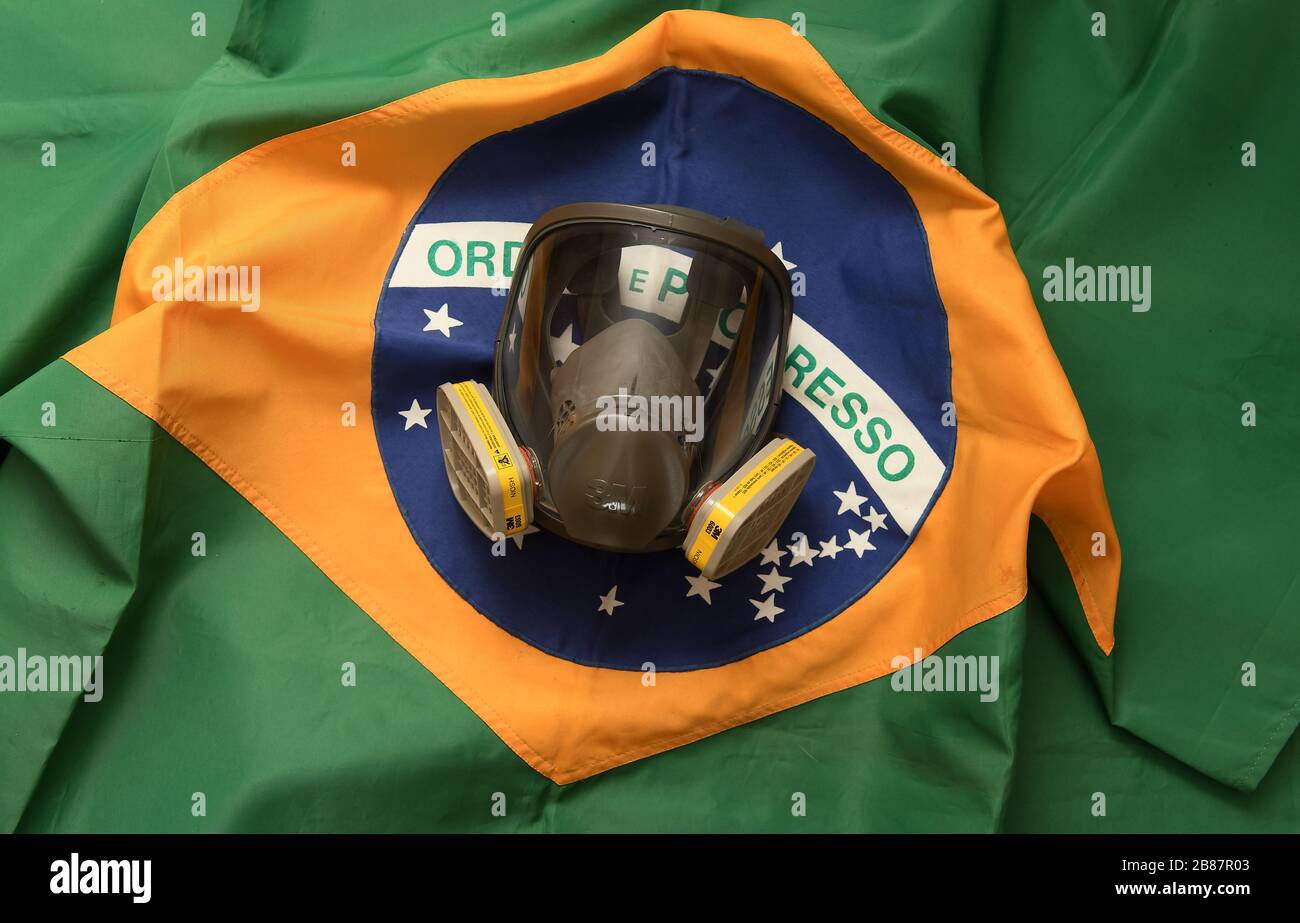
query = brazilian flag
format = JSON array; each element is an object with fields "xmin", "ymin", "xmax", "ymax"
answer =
[{"xmin": 1, "ymin": 1, "xmax": 1297, "ymax": 834}]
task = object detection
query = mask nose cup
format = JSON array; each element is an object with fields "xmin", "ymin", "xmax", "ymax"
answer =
[{"xmin": 683, "ymin": 437, "xmax": 816, "ymax": 579}]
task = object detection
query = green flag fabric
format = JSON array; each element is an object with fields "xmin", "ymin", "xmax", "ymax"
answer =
[{"xmin": 1, "ymin": 1, "xmax": 1297, "ymax": 832}]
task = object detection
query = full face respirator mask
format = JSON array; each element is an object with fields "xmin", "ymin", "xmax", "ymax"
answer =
[{"xmin": 436, "ymin": 203, "xmax": 815, "ymax": 578}]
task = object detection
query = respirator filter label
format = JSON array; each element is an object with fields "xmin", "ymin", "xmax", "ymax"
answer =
[
  {"xmin": 686, "ymin": 438, "xmax": 809, "ymax": 574},
  {"xmin": 449, "ymin": 381, "xmax": 528, "ymax": 536}
]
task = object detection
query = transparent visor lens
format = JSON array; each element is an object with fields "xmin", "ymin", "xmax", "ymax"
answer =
[{"xmin": 497, "ymin": 222, "xmax": 785, "ymax": 546}]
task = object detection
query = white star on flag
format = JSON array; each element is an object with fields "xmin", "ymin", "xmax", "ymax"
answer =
[
  {"xmin": 750, "ymin": 594, "xmax": 784, "ymax": 623},
  {"xmin": 759, "ymin": 539, "xmax": 787, "ymax": 567},
  {"xmin": 507, "ymin": 326, "xmax": 518, "ymax": 353},
  {"xmin": 685, "ymin": 573, "xmax": 722, "ymax": 604},
  {"xmin": 597, "ymin": 585, "xmax": 624, "ymax": 616},
  {"xmin": 757, "ymin": 567, "xmax": 791, "ymax": 595},
  {"xmin": 399, "ymin": 398, "xmax": 432, "ymax": 430},
  {"xmin": 845, "ymin": 527, "xmax": 877, "ymax": 558},
  {"xmin": 818, "ymin": 536, "xmax": 844, "ymax": 560},
  {"xmin": 550, "ymin": 324, "xmax": 579, "ymax": 364},
  {"xmin": 770, "ymin": 242, "xmax": 797, "ymax": 272},
  {"xmin": 833, "ymin": 481, "xmax": 868, "ymax": 516},
  {"xmin": 863, "ymin": 505, "xmax": 889, "ymax": 532},
  {"xmin": 788, "ymin": 538, "xmax": 817, "ymax": 568},
  {"xmin": 422, "ymin": 303, "xmax": 462, "ymax": 337}
]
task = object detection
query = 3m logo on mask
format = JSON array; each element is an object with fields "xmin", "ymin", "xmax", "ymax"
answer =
[{"xmin": 585, "ymin": 479, "xmax": 645, "ymax": 515}]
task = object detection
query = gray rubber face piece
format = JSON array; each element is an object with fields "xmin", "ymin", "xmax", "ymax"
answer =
[
  {"xmin": 683, "ymin": 437, "xmax": 816, "ymax": 579},
  {"xmin": 494, "ymin": 207, "xmax": 793, "ymax": 554}
]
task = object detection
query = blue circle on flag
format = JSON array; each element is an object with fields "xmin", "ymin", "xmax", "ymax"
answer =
[{"xmin": 373, "ymin": 68, "xmax": 954, "ymax": 671}]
